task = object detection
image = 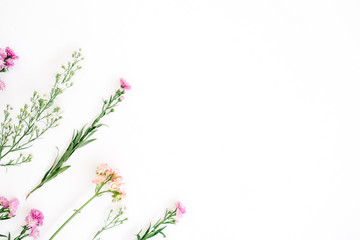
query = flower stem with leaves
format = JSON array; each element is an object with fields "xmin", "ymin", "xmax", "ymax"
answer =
[
  {"xmin": 49, "ymin": 165, "xmax": 125, "ymax": 240},
  {"xmin": 0, "ymin": 49, "xmax": 83, "ymax": 167},
  {"xmin": 26, "ymin": 86, "xmax": 129, "ymax": 199},
  {"xmin": 92, "ymin": 208, "xmax": 127, "ymax": 240},
  {"xmin": 137, "ymin": 210, "xmax": 176, "ymax": 240}
]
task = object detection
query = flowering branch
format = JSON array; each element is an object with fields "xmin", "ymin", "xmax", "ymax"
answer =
[
  {"xmin": 26, "ymin": 79, "xmax": 130, "ymax": 199},
  {"xmin": 0, "ymin": 209, "xmax": 44, "ymax": 240},
  {"xmin": 49, "ymin": 164, "xmax": 125, "ymax": 240},
  {"xmin": 92, "ymin": 208, "xmax": 127, "ymax": 240},
  {"xmin": 0, "ymin": 50, "xmax": 83, "ymax": 167},
  {"xmin": 136, "ymin": 202, "xmax": 186, "ymax": 240},
  {"xmin": 0, "ymin": 197, "xmax": 19, "ymax": 220}
]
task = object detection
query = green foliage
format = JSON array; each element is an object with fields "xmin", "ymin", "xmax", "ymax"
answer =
[
  {"xmin": 26, "ymin": 88, "xmax": 127, "ymax": 199},
  {"xmin": 0, "ymin": 50, "xmax": 83, "ymax": 167},
  {"xmin": 92, "ymin": 208, "xmax": 128, "ymax": 240},
  {"xmin": 137, "ymin": 208, "xmax": 177, "ymax": 240}
]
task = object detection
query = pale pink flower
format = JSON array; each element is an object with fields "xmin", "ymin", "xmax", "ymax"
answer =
[
  {"xmin": 5, "ymin": 58, "xmax": 14, "ymax": 67},
  {"xmin": 120, "ymin": 78, "xmax": 131, "ymax": 90},
  {"xmin": 96, "ymin": 163, "xmax": 112, "ymax": 175},
  {"xmin": 0, "ymin": 196, "xmax": 9, "ymax": 208},
  {"xmin": 120, "ymin": 95, "xmax": 124, "ymax": 100},
  {"xmin": 92, "ymin": 174, "xmax": 107, "ymax": 185},
  {"xmin": 0, "ymin": 59, "xmax": 5, "ymax": 70},
  {"xmin": 0, "ymin": 80, "xmax": 5, "ymax": 91},
  {"xmin": 5, "ymin": 47, "xmax": 18, "ymax": 60},
  {"xmin": 176, "ymin": 202, "xmax": 186, "ymax": 218},
  {"xmin": 8, "ymin": 198, "xmax": 19, "ymax": 217},
  {"xmin": 26, "ymin": 215, "xmax": 38, "ymax": 228},
  {"xmin": 0, "ymin": 49, "xmax": 6, "ymax": 59},
  {"xmin": 30, "ymin": 227, "xmax": 40, "ymax": 239},
  {"xmin": 107, "ymin": 178, "xmax": 123, "ymax": 192}
]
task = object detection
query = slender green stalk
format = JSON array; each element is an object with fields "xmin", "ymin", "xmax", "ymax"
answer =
[
  {"xmin": 26, "ymin": 88, "xmax": 127, "ymax": 199},
  {"xmin": 92, "ymin": 208, "xmax": 127, "ymax": 240},
  {"xmin": 136, "ymin": 208, "xmax": 178, "ymax": 240},
  {"xmin": 0, "ymin": 49, "xmax": 83, "ymax": 167},
  {"xmin": 49, "ymin": 178, "xmax": 112, "ymax": 240}
]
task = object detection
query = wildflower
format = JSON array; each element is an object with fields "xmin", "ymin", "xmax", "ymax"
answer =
[
  {"xmin": 120, "ymin": 78, "xmax": 131, "ymax": 90},
  {"xmin": 8, "ymin": 198, "xmax": 19, "ymax": 217},
  {"xmin": 30, "ymin": 227, "xmax": 40, "ymax": 239},
  {"xmin": 92, "ymin": 174, "xmax": 107, "ymax": 185},
  {"xmin": 5, "ymin": 58, "xmax": 14, "ymax": 68},
  {"xmin": 0, "ymin": 49, "xmax": 6, "ymax": 59},
  {"xmin": 0, "ymin": 80, "xmax": 5, "ymax": 91},
  {"xmin": 176, "ymin": 201, "xmax": 186, "ymax": 218},
  {"xmin": 5, "ymin": 47, "xmax": 19, "ymax": 60},
  {"xmin": 0, "ymin": 196, "xmax": 9, "ymax": 208}
]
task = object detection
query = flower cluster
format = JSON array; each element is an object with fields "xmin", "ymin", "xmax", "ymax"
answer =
[
  {"xmin": 93, "ymin": 163, "xmax": 126, "ymax": 202},
  {"xmin": 0, "ymin": 196, "xmax": 19, "ymax": 220},
  {"xmin": 25, "ymin": 209, "xmax": 44, "ymax": 239},
  {"xmin": 0, "ymin": 47, "xmax": 18, "ymax": 72}
]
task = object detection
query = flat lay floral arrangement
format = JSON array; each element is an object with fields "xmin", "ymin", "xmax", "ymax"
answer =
[{"xmin": 0, "ymin": 47, "xmax": 186, "ymax": 240}]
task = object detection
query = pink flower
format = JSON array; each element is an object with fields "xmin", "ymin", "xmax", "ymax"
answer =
[
  {"xmin": 0, "ymin": 59, "xmax": 5, "ymax": 70},
  {"xmin": 5, "ymin": 47, "xmax": 18, "ymax": 60},
  {"xmin": 5, "ymin": 58, "xmax": 14, "ymax": 67},
  {"xmin": 0, "ymin": 80, "xmax": 5, "ymax": 91},
  {"xmin": 107, "ymin": 177, "xmax": 124, "ymax": 192},
  {"xmin": 92, "ymin": 174, "xmax": 107, "ymax": 185},
  {"xmin": 29, "ymin": 227, "xmax": 40, "ymax": 239},
  {"xmin": 26, "ymin": 215, "xmax": 38, "ymax": 228},
  {"xmin": 120, "ymin": 78, "xmax": 131, "ymax": 90},
  {"xmin": 176, "ymin": 202, "xmax": 186, "ymax": 218},
  {"xmin": 0, "ymin": 196, "xmax": 9, "ymax": 208},
  {"xmin": 0, "ymin": 49, "xmax": 6, "ymax": 59},
  {"xmin": 28, "ymin": 209, "xmax": 44, "ymax": 226},
  {"xmin": 8, "ymin": 198, "xmax": 19, "ymax": 217},
  {"xmin": 96, "ymin": 163, "xmax": 112, "ymax": 175},
  {"xmin": 120, "ymin": 95, "xmax": 124, "ymax": 100}
]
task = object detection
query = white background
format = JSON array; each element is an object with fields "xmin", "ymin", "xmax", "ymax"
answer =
[{"xmin": 1, "ymin": 0, "xmax": 360, "ymax": 239}]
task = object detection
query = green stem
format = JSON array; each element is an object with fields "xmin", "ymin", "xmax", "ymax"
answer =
[{"xmin": 49, "ymin": 191, "xmax": 106, "ymax": 240}]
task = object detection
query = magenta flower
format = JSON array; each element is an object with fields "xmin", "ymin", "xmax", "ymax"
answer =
[
  {"xmin": 120, "ymin": 78, "xmax": 131, "ymax": 90},
  {"xmin": 0, "ymin": 196, "xmax": 9, "ymax": 208},
  {"xmin": 29, "ymin": 209, "xmax": 44, "ymax": 226},
  {"xmin": 176, "ymin": 202, "xmax": 186, "ymax": 218},
  {"xmin": 5, "ymin": 47, "xmax": 18, "ymax": 60}
]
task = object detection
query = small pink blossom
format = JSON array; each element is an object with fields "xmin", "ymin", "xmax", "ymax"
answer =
[
  {"xmin": 108, "ymin": 177, "xmax": 124, "ymax": 192},
  {"xmin": 0, "ymin": 80, "xmax": 5, "ymax": 91},
  {"xmin": 8, "ymin": 198, "xmax": 19, "ymax": 217},
  {"xmin": 0, "ymin": 59, "xmax": 5, "ymax": 70},
  {"xmin": 92, "ymin": 174, "xmax": 107, "ymax": 185},
  {"xmin": 176, "ymin": 202, "xmax": 186, "ymax": 218},
  {"xmin": 96, "ymin": 163, "xmax": 112, "ymax": 175},
  {"xmin": 0, "ymin": 196, "xmax": 9, "ymax": 208},
  {"xmin": 0, "ymin": 49, "xmax": 6, "ymax": 59},
  {"xmin": 5, "ymin": 47, "xmax": 18, "ymax": 60},
  {"xmin": 29, "ymin": 227, "xmax": 40, "ymax": 239},
  {"xmin": 26, "ymin": 215, "xmax": 38, "ymax": 228},
  {"xmin": 120, "ymin": 95, "xmax": 124, "ymax": 100},
  {"xmin": 5, "ymin": 58, "xmax": 14, "ymax": 67},
  {"xmin": 120, "ymin": 78, "xmax": 131, "ymax": 90}
]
